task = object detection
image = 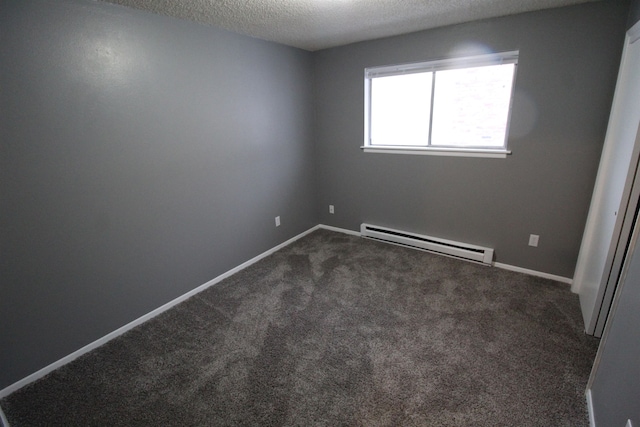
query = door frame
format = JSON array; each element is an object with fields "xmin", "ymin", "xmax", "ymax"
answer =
[{"xmin": 573, "ymin": 20, "xmax": 640, "ymax": 337}]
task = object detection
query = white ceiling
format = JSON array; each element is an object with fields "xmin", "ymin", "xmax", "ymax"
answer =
[{"xmin": 100, "ymin": 0, "xmax": 599, "ymax": 51}]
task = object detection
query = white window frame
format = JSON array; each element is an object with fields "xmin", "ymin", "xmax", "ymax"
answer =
[{"xmin": 363, "ymin": 51, "xmax": 519, "ymax": 158}]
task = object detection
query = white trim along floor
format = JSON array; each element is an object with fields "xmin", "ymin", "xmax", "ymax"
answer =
[{"xmin": 0, "ymin": 224, "xmax": 572, "ymax": 400}]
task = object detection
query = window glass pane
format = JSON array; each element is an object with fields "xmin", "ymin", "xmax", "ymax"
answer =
[
  {"xmin": 431, "ymin": 64, "xmax": 515, "ymax": 148},
  {"xmin": 370, "ymin": 73, "xmax": 432, "ymax": 146}
]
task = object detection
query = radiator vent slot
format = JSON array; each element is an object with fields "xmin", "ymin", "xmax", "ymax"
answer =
[{"xmin": 360, "ymin": 223, "xmax": 494, "ymax": 265}]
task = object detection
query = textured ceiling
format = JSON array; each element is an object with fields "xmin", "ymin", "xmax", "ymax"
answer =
[{"xmin": 100, "ymin": 0, "xmax": 600, "ymax": 51}]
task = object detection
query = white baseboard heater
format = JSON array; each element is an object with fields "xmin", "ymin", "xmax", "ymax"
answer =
[{"xmin": 360, "ymin": 223, "xmax": 494, "ymax": 265}]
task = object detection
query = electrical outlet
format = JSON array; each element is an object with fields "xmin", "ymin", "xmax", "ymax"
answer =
[
  {"xmin": 329, "ymin": 205, "xmax": 335, "ymax": 214},
  {"xmin": 528, "ymin": 234, "xmax": 539, "ymax": 247},
  {"xmin": 275, "ymin": 216, "xmax": 280, "ymax": 227}
]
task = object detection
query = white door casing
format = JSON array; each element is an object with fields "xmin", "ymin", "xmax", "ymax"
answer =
[{"xmin": 573, "ymin": 21, "xmax": 640, "ymax": 336}]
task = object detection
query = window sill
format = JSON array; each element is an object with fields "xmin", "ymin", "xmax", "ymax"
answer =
[{"xmin": 361, "ymin": 146, "xmax": 511, "ymax": 158}]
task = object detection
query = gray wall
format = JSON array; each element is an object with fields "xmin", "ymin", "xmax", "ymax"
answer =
[
  {"xmin": 630, "ymin": 0, "xmax": 640, "ymax": 29},
  {"xmin": 0, "ymin": 0, "xmax": 316, "ymax": 389},
  {"xmin": 313, "ymin": 1, "xmax": 629, "ymax": 279},
  {"xmin": 0, "ymin": 0, "xmax": 634, "ymax": 394}
]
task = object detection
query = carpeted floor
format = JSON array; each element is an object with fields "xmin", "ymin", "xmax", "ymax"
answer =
[{"xmin": 1, "ymin": 229, "xmax": 599, "ymax": 426}]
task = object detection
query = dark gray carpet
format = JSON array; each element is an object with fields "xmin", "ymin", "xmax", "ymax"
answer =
[{"xmin": 1, "ymin": 229, "xmax": 599, "ymax": 426}]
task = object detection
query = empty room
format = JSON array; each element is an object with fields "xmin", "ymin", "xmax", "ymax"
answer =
[{"xmin": 2, "ymin": 0, "xmax": 639, "ymax": 425}]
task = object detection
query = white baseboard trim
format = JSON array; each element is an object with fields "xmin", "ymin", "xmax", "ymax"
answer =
[
  {"xmin": 0, "ymin": 225, "xmax": 321, "ymax": 400},
  {"xmin": 0, "ymin": 223, "xmax": 572, "ymax": 400},
  {"xmin": 493, "ymin": 262, "xmax": 573, "ymax": 285},
  {"xmin": 317, "ymin": 224, "xmax": 573, "ymax": 284},
  {"xmin": 587, "ymin": 389, "xmax": 596, "ymax": 427},
  {"xmin": 0, "ymin": 404, "xmax": 9, "ymax": 427},
  {"xmin": 317, "ymin": 224, "xmax": 361, "ymax": 237}
]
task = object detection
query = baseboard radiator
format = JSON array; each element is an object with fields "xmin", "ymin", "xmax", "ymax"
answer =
[{"xmin": 360, "ymin": 223, "xmax": 494, "ymax": 265}]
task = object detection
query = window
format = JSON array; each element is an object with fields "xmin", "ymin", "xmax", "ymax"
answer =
[{"xmin": 364, "ymin": 51, "xmax": 518, "ymax": 157}]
